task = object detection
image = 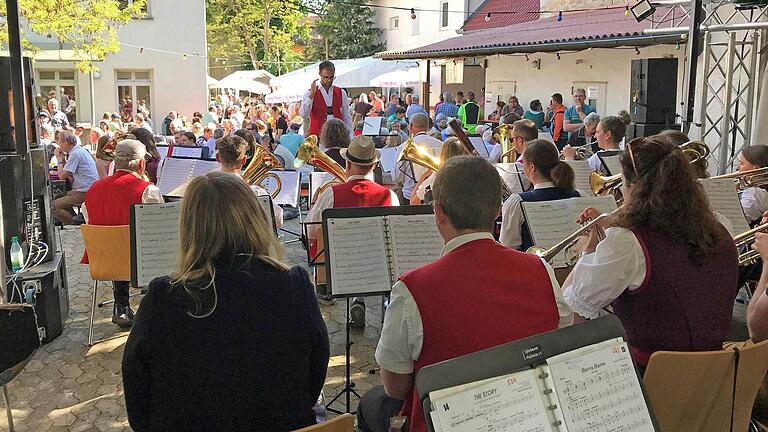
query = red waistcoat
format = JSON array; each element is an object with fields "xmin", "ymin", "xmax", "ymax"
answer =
[
  {"xmin": 81, "ymin": 170, "xmax": 151, "ymax": 264},
  {"xmin": 399, "ymin": 239, "xmax": 560, "ymax": 432},
  {"xmin": 612, "ymin": 226, "xmax": 738, "ymax": 366},
  {"xmin": 331, "ymin": 179, "xmax": 391, "ymax": 208},
  {"xmin": 308, "ymin": 86, "xmax": 343, "ymax": 136}
]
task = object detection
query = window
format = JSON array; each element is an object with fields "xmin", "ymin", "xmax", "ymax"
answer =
[
  {"xmin": 389, "ymin": 16, "xmax": 399, "ymax": 30},
  {"xmin": 37, "ymin": 70, "xmax": 78, "ymax": 123},
  {"xmin": 441, "ymin": 2, "xmax": 449, "ymax": 28},
  {"xmin": 411, "ymin": 15, "xmax": 419, "ymax": 35},
  {"xmin": 115, "ymin": 70, "xmax": 153, "ymax": 120}
]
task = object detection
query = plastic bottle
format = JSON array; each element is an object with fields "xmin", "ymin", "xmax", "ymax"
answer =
[
  {"xmin": 312, "ymin": 391, "xmax": 327, "ymax": 423},
  {"xmin": 10, "ymin": 236, "xmax": 24, "ymax": 273}
]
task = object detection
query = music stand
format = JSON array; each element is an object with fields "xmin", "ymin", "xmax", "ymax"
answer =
[{"xmin": 264, "ymin": 170, "xmax": 303, "ymax": 243}]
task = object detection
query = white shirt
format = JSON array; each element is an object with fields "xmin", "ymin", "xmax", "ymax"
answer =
[
  {"xmin": 250, "ymin": 185, "xmax": 284, "ymax": 228},
  {"xmin": 587, "ymin": 152, "xmax": 607, "ymax": 174},
  {"xmin": 299, "ymin": 85, "xmax": 354, "ymax": 136},
  {"xmin": 305, "ymin": 174, "xmax": 400, "ymax": 239},
  {"xmin": 499, "ymin": 182, "xmax": 559, "ymax": 250},
  {"xmin": 391, "ymin": 132, "xmax": 442, "ymax": 200},
  {"xmin": 375, "ymin": 232, "xmax": 573, "ymax": 374},
  {"xmin": 414, "ymin": 173, "xmax": 435, "ymax": 201},
  {"xmin": 562, "ymin": 227, "xmax": 646, "ymax": 319},
  {"xmin": 740, "ymin": 186, "xmax": 768, "ymax": 223},
  {"xmin": 82, "ymin": 170, "xmax": 164, "ymax": 223}
]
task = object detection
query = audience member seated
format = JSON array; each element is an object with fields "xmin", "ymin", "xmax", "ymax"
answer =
[
  {"xmin": 279, "ymin": 123, "xmax": 305, "ymax": 155},
  {"xmin": 53, "ymin": 130, "xmax": 99, "ymax": 225},
  {"xmin": 319, "ymin": 118, "xmax": 351, "ymax": 167}
]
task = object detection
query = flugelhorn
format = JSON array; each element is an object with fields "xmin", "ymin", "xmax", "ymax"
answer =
[
  {"xmin": 396, "ymin": 137, "xmax": 442, "ymax": 173},
  {"xmin": 560, "ymin": 145, "xmax": 589, "ymax": 161},
  {"xmin": 295, "ymin": 135, "xmax": 348, "ymax": 201},
  {"xmin": 243, "ymin": 146, "xmax": 284, "ymax": 198},
  {"xmin": 733, "ymin": 222, "xmax": 768, "ymax": 266},
  {"xmin": 527, "ymin": 207, "xmax": 619, "ymax": 264},
  {"xmin": 493, "ymin": 124, "xmax": 516, "ymax": 163},
  {"xmin": 711, "ymin": 167, "xmax": 768, "ymax": 191}
]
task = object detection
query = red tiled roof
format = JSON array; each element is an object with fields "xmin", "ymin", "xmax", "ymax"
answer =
[
  {"xmin": 380, "ymin": 7, "xmax": 684, "ymax": 59},
  {"xmin": 463, "ymin": 0, "xmax": 541, "ymax": 32}
]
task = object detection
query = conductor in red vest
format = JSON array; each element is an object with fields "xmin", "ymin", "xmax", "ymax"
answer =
[
  {"xmin": 357, "ymin": 156, "xmax": 573, "ymax": 432},
  {"xmin": 299, "ymin": 60, "xmax": 354, "ymax": 137},
  {"xmin": 82, "ymin": 139, "xmax": 163, "ymax": 327}
]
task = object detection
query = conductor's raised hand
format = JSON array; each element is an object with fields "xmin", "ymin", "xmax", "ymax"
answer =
[{"xmin": 309, "ymin": 80, "xmax": 318, "ymax": 100}]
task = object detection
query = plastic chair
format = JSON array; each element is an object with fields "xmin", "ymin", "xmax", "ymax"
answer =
[
  {"xmin": 732, "ymin": 340, "xmax": 768, "ymax": 432},
  {"xmin": 79, "ymin": 224, "xmax": 132, "ymax": 345},
  {"xmin": 292, "ymin": 414, "xmax": 354, "ymax": 432},
  {"xmin": 644, "ymin": 349, "xmax": 736, "ymax": 432}
]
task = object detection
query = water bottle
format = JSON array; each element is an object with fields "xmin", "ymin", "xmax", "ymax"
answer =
[
  {"xmin": 10, "ymin": 236, "xmax": 24, "ymax": 273},
  {"xmin": 313, "ymin": 391, "xmax": 327, "ymax": 423}
]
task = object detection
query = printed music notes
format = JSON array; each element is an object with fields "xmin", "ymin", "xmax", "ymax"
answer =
[
  {"xmin": 130, "ymin": 202, "xmax": 181, "ymax": 287},
  {"xmin": 699, "ymin": 178, "xmax": 750, "ymax": 236},
  {"xmin": 564, "ymin": 160, "xmax": 594, "ymax": 196},
  {"xmin": 326, "ymin": 217, "xmax": 391, "ymax": 296},
  {"xmin": 267, "ymin": 170, "xmax": 301, "ymax": 207},
  {"xmin": 157, "ymin": 158, "xmax": 218, "ymax": 195},
  {"xmin": 494, "ymin": 163, "xmax": 524, "ymax": 195},
  {"xmin": 171, "ymin": 146, "xmax": 206, "ymax": 158},
  {"xmin": 468, "ymin": 136, "xmax": 490, "ymax": 158},
  {"xmin": 387, "ymin": 214, "xmax": 444, "ymax": 280},
  {"xmin": 310, "ymin": 172, "xmax": 335, "ymax": 203}
]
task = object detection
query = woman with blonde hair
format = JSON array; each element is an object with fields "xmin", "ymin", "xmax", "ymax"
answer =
[
  {"xmin": 410, "ymin": 137, "xmax": 471, "ymax": 204},
  {"xmin": 122, "ymin": 171, "xmax": 329, "ymax": 431}
]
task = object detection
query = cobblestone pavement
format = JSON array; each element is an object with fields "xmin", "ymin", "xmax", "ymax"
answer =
[{"xmin": 0, "ymin": 217, "xmax": 384, "ymax": 431}]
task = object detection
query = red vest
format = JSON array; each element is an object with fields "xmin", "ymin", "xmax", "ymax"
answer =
[
  {"xmin": 331, "ymin": 179, "xmax": 392, "ymax": 208},
  {"xmin": 400, "ymin": 239, "xmax": 560, "ymax": 432},
  {"xmin": 308, "ymin": 86, "xmax": 343, "ymax": 136},
  {"xmin": 612, "ymin": 226, "xmax": 738, "ymax": 366},
  {"xmin": 81, "ymin": 171, "xmax": 151, "ymax": 264}
]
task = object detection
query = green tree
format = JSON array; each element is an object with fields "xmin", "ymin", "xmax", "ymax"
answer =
[
  {"xmin": 206, "ymin": 0, "xmax": 311, "ymax": 75},
  {"xmin": 0, "ymin": 0, "xmax": 147, "ymax": 72},
  {"xmin": 309, "ymin": 0, "xmax": 383, "ymax": 60}
]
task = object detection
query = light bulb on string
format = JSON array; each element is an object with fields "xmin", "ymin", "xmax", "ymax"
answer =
[
  {"xmin": 139, "ymin": 47, "xmax": 144, "ymax": 54},
  {"xmin": 525, "ymin": 54, "xmax": 529, "ymax": 62},
  {"xmin": 411, "ymin": 8, "xmax": 416, "ymax": 19},
  {"xmin": 675, "ymin": 41, "xmax": 680, "ymax": 50},
  {"xmin": 182, "ymin": 54, "xmax": 188, "ymax": 60},
  {"xmin": 485, "ymin": 12, "xmax": 491, "ymax": 22},
  {"xmin": 556, "ymin": 53, "xmax": 561, "ymax": 60},
  {"xmin": 635, "ymin": 47, "xmax": 640, "ymax": 55},
  {"xmin": 557, "ymin": 11, "xmax": 562, "ymax": 22},
  {"xmin": 625, "ymin": 5, "xmax": 630, "ymax": 17}
]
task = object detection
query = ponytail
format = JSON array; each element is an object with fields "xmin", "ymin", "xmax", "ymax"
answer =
[{"xmin": 550, "ymin": 160, "xmax": 576, "ymax": 191}]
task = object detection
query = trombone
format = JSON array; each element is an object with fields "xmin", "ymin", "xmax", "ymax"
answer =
[
  {"xmin": 710, "ymin": 167, "xmax": 768, "ymax": 191},
  {"xmin": 733, "ymin": 222, "xmax": 768, "ymax": 266},
  {"xmin": 527, "ymin": 208, "xmax": 619, "ymax": 264},
  {"xmin": 294, "ymin": 135, "xmax": 348, "ymax": 202},
  {"xmin": 242, "ymin": 146, "xmax": 284, "ymax": 199}
]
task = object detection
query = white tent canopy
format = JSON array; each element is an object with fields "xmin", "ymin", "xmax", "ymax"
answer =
[
  {"xmin": 215, "ymin": 70, "xmax": 276, "ymax": 94},
  {"xmin": 206, "ymin": 75, "xmax": 220, "ymax": 89},
  {"xmin": 266, "ymin": 57, "xmax": 420, "ymax": 103},
  {"xmin": 369, "ymin": 67, "xmax": 420, "ymax": 87}
]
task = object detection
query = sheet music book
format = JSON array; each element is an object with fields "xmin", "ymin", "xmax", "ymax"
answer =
[
  {"xmin": 564, "ymin": 160, "xmax": 595, "ymax": 196},
  {"xmin": 157, "ymin": 158, "xmax": 219, "ymax": 195},
  {"xmin": 380, "ymin": 146, "xmax": 400, "ymax": 174},
  {"xmin": 260, "ymin": 170, "xmax": 301, "ymax": 207},
  {"xmin": 256, "ymin": 195, "xmax": 278, "ymax": 235},
  {"xmin": 699, "ymin": 178, "xmax": 750, "ymax": 236},
  {"xmin": 493, "ymin": 163, "xmax": 524, "ymax": 196},
  {"xmin": 325, "ymin": 213, "xmax": 443, "ymax": 296},
  {"xmin": 522, "ymin": 196, "xmax": 617, "ymax": 267},
  {"xmin": 468, "ymin": 136, "xmax": 489, "ymax": 157},
  {"xmin": 598, "ymin": 153, "xmax": 624, "ymax": 176},
  {"xmin": 310, "ymin": 172, "xmax": 336, "ymax": 203},
  {"xmin": 130, "ymin": 202, "xmax": 181, "ymax": 287},
  {"xmin": 171, "ymin": 146, "xmax": 208, "ymax": 159},
  {"xmin": 363, "ymin": 116, "xmax": 384, "ymax": 135},
  {"xmin": 156, "ymin": 145, "xmax": 169, "ymax": 161},
  {"xmin": 428, "ymin": 338, "xmax": 654, "ymax": 432}
]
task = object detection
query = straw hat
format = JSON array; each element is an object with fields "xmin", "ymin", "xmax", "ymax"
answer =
[{"xmin": 340, "ymin": 136, "xmax": 381, "ymax": 165}]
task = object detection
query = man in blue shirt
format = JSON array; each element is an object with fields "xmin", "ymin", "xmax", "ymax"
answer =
[
  {"xmin": 278, "ymin": 123, "xmax": 304, "ymax": 155},
  {"xmin": 563, "ymin": 88, "xmax": 596, "ymax": 137},
  {"xmin": 434, "ymin": 91, "xmax": 459, "ymax": 118},
  {"xmin": 53, "ymin": 130, "xmax": 99, "ymax": 225},
  {"xmin": 405, "ymin": 94, "xmax": 427, "ymax": 119}
]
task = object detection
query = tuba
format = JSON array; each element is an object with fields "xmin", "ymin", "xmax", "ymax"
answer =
[
  {"xmin": 493, "ymin": 124, "xmax": 516, "ymax": 163},
  {"xmin": 396, "ymin": 137, "xmax": 442, "ymax": 173},
  {"xmin": 294, "ymin": 135, "xmax": 348, "ymax": 201},
  {"xmin": 242, "ymin": 146, "xmax": 284, "ymax": 198}
]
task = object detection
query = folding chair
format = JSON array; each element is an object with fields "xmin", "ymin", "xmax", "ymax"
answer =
[
  {"xmin": 80, "ymin": 224, "xmax": 133, "ymax": 345},
  {"xmin": 643, "ymin": 349, "xmax": 736, "ymax": 432},
  {"xmin": 292, "ymin": 413, "xmax": 354, "ymax": 432},
  {"xmin": 732, "ymin": 340, "xmax": 768, "ymax": 432}
]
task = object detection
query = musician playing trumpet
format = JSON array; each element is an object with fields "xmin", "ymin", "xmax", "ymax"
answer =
[
  {"xmin": 737, "ymin": 145, "xmax": 768, "ymax": 224},
  {"xmin": 561, "ymin": 116, "xmax": 625, "ymax": 174},
  {"xmin": 562, "ymin": 137, "xmax": 738, "ymax": 371},
  {"xmin": 499, "ymin": 139, "xmax": 580, "ymax": 250}
]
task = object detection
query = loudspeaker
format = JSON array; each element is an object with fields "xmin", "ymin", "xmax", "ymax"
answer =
[
  {"xmin": 0, "ymin": 56, "xmax": 39, "ymax": 154},
  {"xmin": 630, "ymin": 58, "xmax": 678, "ymax": 125},
  {"xmin": 625, "ymin": 122, "xmax": 682, "ymax": 140}
]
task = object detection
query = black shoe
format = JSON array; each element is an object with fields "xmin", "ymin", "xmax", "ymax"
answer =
[
  {"xmin": 350, "ymin": 301, "xmax": 365, "ymax": 329},
  {"xmin": 112, "ymin": 305, "xmax": 134, "ymax": 328},
  {"xmin": 316, "ymin": 284, "xmax": 336, "ymax": 306}
]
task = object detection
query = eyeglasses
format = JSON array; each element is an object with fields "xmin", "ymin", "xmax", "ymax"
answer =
[{"xmin": 320, "ymin": 75, "xmax": 335, "ymax": 81}]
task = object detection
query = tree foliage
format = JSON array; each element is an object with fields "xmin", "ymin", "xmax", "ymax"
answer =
[
  {"xmin": 0, "ymin": 0, "xmax": 147, "ymax": 72},
  {"xmin": 206, "ymin": 0, "xmax": 311, "ymax": 75},
  {"xmin": 308, "ymin": 0, "xmax": 383, "ymax": 60}
]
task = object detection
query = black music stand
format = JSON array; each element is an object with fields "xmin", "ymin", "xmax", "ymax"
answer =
[{"xmin": 321, "ymin": 205, "xmax": 436, "ymax": 414}]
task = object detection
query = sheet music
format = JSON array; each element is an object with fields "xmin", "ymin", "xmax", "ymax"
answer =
[
  {"xmin": 469, "ymin": 136, "xmax": 489, "ymax": 157},
  {"xmin": 267, "ymin": 170, "xmax": 301, "ymax": 206},
  {"xmin": 190, "ymin": 160, "xmax": 219, "ymax": 178},
  {"xmin": 380, "ymin": 146, "xmax": 400, "ymax": 174},
  {"xmin": 157, "ymin": 158, "xmax": 195, "ymax": 195},
  {"xmin": 565, "ymin": 160, "xmax": 594, "ymax": 196},
  {"xmin": 326, "ymin": 217, "xmax": 391, "ymax": 295},
  {"xmin": 256, "ymin": 195, "xmax": 277, "ymax": 233},
  {"xmin": 156, "ymin": 145, "xmax": 169, "ymax": 161},
  {"xmin": 429, "ymin": 369, "xmax": 557, "ymax": 432},
  {"xmin": 599, "ymin": 154, "xmax": 623, "ymax": 176},
  {"xmin": 700, "ymin": 178, "xmax": 750, "ymax": 235},
  {"xmin": 363, "ymin": 116, "xmax": 384, "ymax": 135},
  {"xmin": 494, "ymin": 163, "xmax": 524, "ymax": 195},
  {"xmin": 132, "ymin": 202, "xmax": 181, "ymax": 287},
  {"xmin": 546, "ymin": 340, "xmax": 654, "ymax": 432},
  {"xmin": 172, "ymin": 146, "xmax": 205, "ymax": 158},
  {"xmin": 522, "ymin": 200, "xmax": 576, "ymax": 267},
  {"xmin": 570, "ymin": 196, "xmax": 618, "ymax": 216},
  {"xmin": 387, "ymin": 214, "xmax": 444, "ymax": 280},
  {"xmin": 310, "ymin": 172, "xmax": 335, "ymax": 202}
]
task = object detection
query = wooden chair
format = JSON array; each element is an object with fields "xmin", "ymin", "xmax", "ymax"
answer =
[
  {"xmin": 79, "ymin": 224, "xmax": 132, "ymax": 345},
  {"xmin": 643, "ymin": 349, "xmax": 736, "ymax": 432},
  {"xmin": 292, "ymin": 414, "xmax": 354, "ymax": 432},
  {"xmin": 732, "ymin": 340, "xmax": 768, "ymax": 432}
]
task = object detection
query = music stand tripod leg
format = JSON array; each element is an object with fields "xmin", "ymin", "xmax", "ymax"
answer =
[
  {"xmin": 3, "ymin": 385, "xmax": 14, "ymax": 432},
  {"xmin": 325, "ymin": 297, "xmax": 362, "ymax": 415}
]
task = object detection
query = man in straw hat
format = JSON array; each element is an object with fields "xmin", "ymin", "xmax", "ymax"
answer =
[
  {"xmin": 81, "ymin": 139, "xmax": 163, "ymax": 327},
  {"xmin": 306, "ymin": 136, "xmax": 399, "ymax": 324}
]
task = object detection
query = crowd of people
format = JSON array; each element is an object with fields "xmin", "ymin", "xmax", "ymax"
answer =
[{"xmin": 41, "ymin": 59, "xmax": 768, "ymax": 431}]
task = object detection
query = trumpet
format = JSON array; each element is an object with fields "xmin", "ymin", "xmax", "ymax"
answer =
[
  {"xmin": 243, "ymin": 146, "xmax": 284, "ymax": 198},
  {"xmin": 396, "ymin": 137, "xmax": 442, "ymax": 173},
  {"xmin": 590, "ymin": 172, "xmax": 623, "ymax": 197},
  {"xmin": 711, "ymin": 167, "xmax": 768, "ymax": 191},
  {"xmin": 733, "ymin": 222, "xmax": 768, "ymax": 266},
  {"xmin": 295, "ymin": 135, "xmax": 348, "ymax": 201},
  {"xmin": 493, "ymin": 124, "xmax": 516, "ymax": 163},
  {"xmin": 527, "ymin": 208, "xmax": 619, "ymax": 264}
]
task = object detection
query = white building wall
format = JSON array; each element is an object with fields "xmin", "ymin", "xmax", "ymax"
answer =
[
  {"xmin": 30, "ymin": 0, "xmax": 207, "ymax": 126},
  {"xmin": 373, "ymin": 0, "xmax": 468, "ymax": 52},
  {"xmin": 483, "ymin": 45, "xmax": 685, "ymax": 118}
]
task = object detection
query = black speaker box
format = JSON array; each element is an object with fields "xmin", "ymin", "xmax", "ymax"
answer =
[
  {"xmin": 630, "ymin": 58, "xmax": 679, "ymax": 125},
  {"xmin": 626, "ymin": 122, "xmax": 682, "ymax": 140},
  {"xmin": 0, "ymin": 56, "xmax": 38, "ymax": 154}
]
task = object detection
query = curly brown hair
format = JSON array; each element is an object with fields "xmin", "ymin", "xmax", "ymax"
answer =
[
  {"xmin": 610, "ymin": 137, "xmax": 725, "ymax": 266},
  {"xmin": 319, "ymin": 118, "xmax": 351, "ymax": 149}
]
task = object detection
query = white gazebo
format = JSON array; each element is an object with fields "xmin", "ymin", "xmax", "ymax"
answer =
[{"xmin": 215, "ymin": 70, "xmax": 276, "ymax": 95}]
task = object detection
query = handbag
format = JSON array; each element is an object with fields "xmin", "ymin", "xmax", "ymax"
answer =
[{"xmin": 0, "ymin": 304, "xmax": 40, "ymax": 373}]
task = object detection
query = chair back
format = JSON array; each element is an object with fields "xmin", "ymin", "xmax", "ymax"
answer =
[
  {"xmin": 292, "ymin": 414, "xmax": 354, "ymax": 432},
  {"xmin": 80, "ymin": 225, "xmax": 131, "ymax": 282},
  {"xmin": 733, "ymin": 340, "xmax": 768, "ymax": 432},
  {"xmin": 644, "ymin": 349, "xmax": 736, "ymax": 432}
]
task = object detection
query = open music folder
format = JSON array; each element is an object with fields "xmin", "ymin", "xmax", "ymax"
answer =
[
  {"xmin": 129, "ymin": 202, "xmax": 181, "ymax": 287},
  {"xmin": 699, "ymin": 177, "xmax": 750, "ymax": 236},
  {"xmin": 563, "ymin": 159, "xmax": 595, "ymax": 196},
  {"xmin": 323, "ymin": 207, "xmax": 444, "ymax": 297},
  {"xmin": 522, "ymin": 196, "xmax": 618, "ymax": 267},
  {"xmin": 157, "ymin": 157, "xmax": 219, "ymax": 195},
  {"xmin": 426, "ymin": 338, "xmax": 654, "ymax": 432},
  {"xmin": 493, "ymin": 163, "xmax": 525, "ymax": 196}
]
